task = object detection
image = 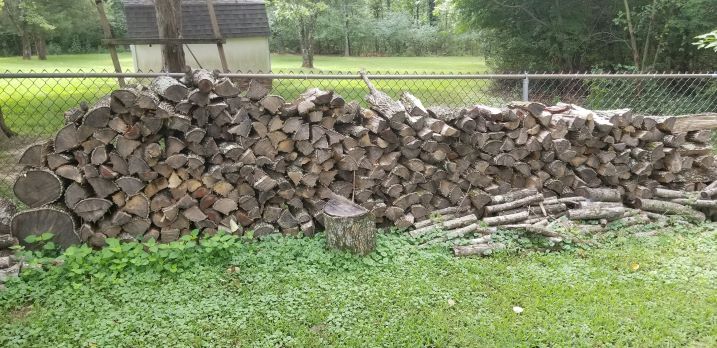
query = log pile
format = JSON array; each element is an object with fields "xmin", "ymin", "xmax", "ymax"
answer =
[
  {"xmin": 0, "ymin": 198, "xmax": 19, "ymax": 286},
  {"xmin": 9, "ymin": 69, "xmax": 717, "ymax": 250}
]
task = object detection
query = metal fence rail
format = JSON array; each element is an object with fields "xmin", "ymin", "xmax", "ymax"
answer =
[{"xmin": 1, "ymin": 70, "xmax": 716, "ymax": 201}]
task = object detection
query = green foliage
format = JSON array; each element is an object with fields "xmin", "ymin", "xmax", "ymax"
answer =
[
  {"xmin": 14, "ymin": 230, "xmax": 250, "ymax": 286},
  {"xmin": 453, "ymin": 0, "xmax": 717, "ymax": 71},
  {"xmin": 268, "ymin": 0, "xmax": 481, "ymax": 58},
  {"xmin": 1, "ymin": 227, "xmax": 717, "ymax": 346},
  {"xmin": 0, "ymin": 0, "xmax": 124, "ymax": 57},
  {"xmin": 695, "ymin": 29, "xmax": 717, "ymax": 52}
]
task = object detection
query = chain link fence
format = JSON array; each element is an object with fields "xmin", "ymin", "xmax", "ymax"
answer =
[{"xmin": 1, "ymin": 70, "xmax": 716, "ymax": 201}]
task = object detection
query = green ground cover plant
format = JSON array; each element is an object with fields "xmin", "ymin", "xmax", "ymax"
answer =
[{"xmin": 1, "ymin": 223, "xmax": 716, "ymax": 347}]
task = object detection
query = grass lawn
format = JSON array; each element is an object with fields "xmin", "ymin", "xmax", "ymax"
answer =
[
  {"xmin": 1, "ymin": 226, "xmax": 716, "ymax": 347},
  {"xmin": 0, "ymin": 52, "xmax": 488, "ymax": 73},
  {"xmin": 270, "ymin": 54, "xmax": 489, "ymax": 73}
]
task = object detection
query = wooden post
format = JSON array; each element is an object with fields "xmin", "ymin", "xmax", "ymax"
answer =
[
  {"xmin": 154, "ymin": 0, "xmax": 187, "ymax": 73},
  {"xmin": 324, "ymin": 195, "xmax": 376, "ymax": 255},
  {"xmin": 94, "ymin": 0, "xmax": 125, "ymax": 87},
  {"xmin": 206, "ymin": 0, "xmax": 229, "ymax": 72}
]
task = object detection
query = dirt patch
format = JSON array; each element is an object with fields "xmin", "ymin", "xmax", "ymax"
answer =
[{"xmin": 6, "ymin": 304, "xmax": 33, "ymax": 322}]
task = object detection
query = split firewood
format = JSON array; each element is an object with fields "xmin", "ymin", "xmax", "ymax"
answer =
[
  {"xmin": 9, "ymin": 69, "xmax": 717, "ymax": 250},
  {"xmin": 12, "ymin": 207, "xmax": 79, "ymax": 249}
]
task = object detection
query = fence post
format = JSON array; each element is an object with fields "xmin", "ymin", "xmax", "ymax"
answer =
[{"xmin": 522, "ymin": 73, "xmax": 529, "ymax": 101}]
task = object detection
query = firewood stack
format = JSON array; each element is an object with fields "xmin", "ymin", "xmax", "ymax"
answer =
[
  {"xmin": 9, "ymin": 69, "xmax": 717, "ymax": 249},
  {"xmin": 0, "ymin": 198, "xmax": 19, "ymax": 285}
]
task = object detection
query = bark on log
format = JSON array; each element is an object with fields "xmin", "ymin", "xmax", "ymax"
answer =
[
  {"xmin": 634, "ymin": 198, "xmax": 706, "ymax": 222},
  {"xmin": 574, "ymin": 187, "xmax": 622, "ymax": 202},
  {"xmin": 566, "ymin": 207, "xmax": 625, "ymax": 221},
  {"xmin": 484, "ymin": 193, "xmax": 544, "ymax": 214},
  {"xmin": 490, "ymin": 189, "xmax": 539, "ymax": 205},
  {"xmin": 0, "ymin": 198, "xmax": 16, "ymax": 236},
  {"xmin": 324, "ymin": 195, "xmax": 376, "ymax": 255},
  {"xmin": 483, "ymin": 211, "xmax": 529, "ymax": 226},
  {"xmin": 452, "ymin": 243, "xmax": 505, "ymax": 257},
  {"xmin": 409, "ymin": 214, "xmax": 478, "ymax": 238},
  {"xmin": 150, "ymin": 76, "xmax": 189, "ymax": 102}
]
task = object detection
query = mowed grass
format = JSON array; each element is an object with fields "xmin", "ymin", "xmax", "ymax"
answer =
[
  {"xmin": 270, "ymin": 54, "xmax": 489, "ymax": 73},
  {"xmin": 0, "ymin": 52, "xmax": 488, "ymax": 73},
  {"xmin": 0, "ymin": 53, "xmax": 135, "ymax": 73},
  {"xmin": 1, "ymin": 227, "xmax": 717, "ymax": 347}
]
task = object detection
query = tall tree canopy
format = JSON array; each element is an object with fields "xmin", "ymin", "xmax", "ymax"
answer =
[
  {"xmin": 0, "ymin": 0, "xmax": 125, "ymax": 58},
  {"xmin": 269, "ymin": 0, "xmax": 328, "ymax": 68},
  {"xmin": 268, "ymin": 0, "xmax": 481, "ymax": 64},
  {"xmin": 453, "ymin": 0, "xmax": 717, "ymax": 71}
]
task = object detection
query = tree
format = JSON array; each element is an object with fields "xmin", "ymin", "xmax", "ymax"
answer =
[
  {"xmin": 1, "ymin": 0, "xmax": 55, "ymax": 59},
  {"xmin": 453, "ymin": 0, "xmax": 717, "ymax": 71},
  {"xmin": 694, "ymin": 30, "xmax": 717, "ymax": 52},
  {"xmin": 270, "ymin": 0, "xmax": 327, "ymax": 68},
  {"xmin": 154, "ymin": 0, "xmax": 185, "ymax": 72},
  {"xmin": 1, "ymin": 0, "xmax": 98, "ymax": 59},
  {"xmin": 267, "ymin": 0, "xmax": 479, "ymax": 58}
]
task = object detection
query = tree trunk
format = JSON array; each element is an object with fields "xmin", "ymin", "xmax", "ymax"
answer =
[
  {"xmin": 299, "ymin": 17, "xmax": 315, "ymax": 68},
  {"xmin": 428, "ymin": 0, "xmax": 436, "ymax": 25},
  {"xmin": 21, "ymin": 35, "xmax": 32, "ymax": 60},
  {"xmin": 154, "ymin": 0, "xmax": 186, "ymax": 73},
  {"xmin": 622, "ymin": 0, "xmax": 641, "ymax": 70},
  {"xmin": 0, "ymin": 107, "xmax": 17, "ymax": 139},
  {"xmin": 343, "ymin": 11, "xmax": 351, "ymax": 57},
  {"xmin": 35, "ymin": 34, "xmax": 47, "ymax": 60}
]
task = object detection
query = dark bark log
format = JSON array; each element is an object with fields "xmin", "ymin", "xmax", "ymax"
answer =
[
  {"xmin": 14, "ymin": 170, "xmax": 63, "ymax": 207},
  {"xmin": 73, "ymin": 198, "xmax": 112, "ymax": 222},
  {"xmin": 12, "ymin": 207, "xmax": 79, "ymax": 249}
]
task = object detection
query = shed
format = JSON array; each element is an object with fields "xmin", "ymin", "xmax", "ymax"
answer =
[{"xmin": 121, "ymin": 0, "xmax": 271, "ymax": 73}]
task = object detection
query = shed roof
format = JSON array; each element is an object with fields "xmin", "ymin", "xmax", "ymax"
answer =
[{"xmin": 122, "ymin": 0, "xmax": 270, "ymax": 39}]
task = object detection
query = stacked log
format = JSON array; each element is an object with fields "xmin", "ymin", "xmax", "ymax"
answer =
[
  {"xmin": 0, "ymin": 198, "xmax": 19, "ymax": 286},
  {"xmin": 9, "ymin": 69, "xmax": 717, "ymax": 249}
]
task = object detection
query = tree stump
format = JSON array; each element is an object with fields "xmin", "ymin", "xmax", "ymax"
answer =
[{"xmin": 324, "ymin": 196, "xmax": 376, "ymax": 255}]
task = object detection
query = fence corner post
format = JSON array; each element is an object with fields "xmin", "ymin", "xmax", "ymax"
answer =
[{"xmin": 522, "ymin": 72, "xmax": 529, "ymax": 101}]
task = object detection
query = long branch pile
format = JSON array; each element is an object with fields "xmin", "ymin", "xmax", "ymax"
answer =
[{"xmin": 10, "ymin": 69, "xmax": 717, "ymax": 248}]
